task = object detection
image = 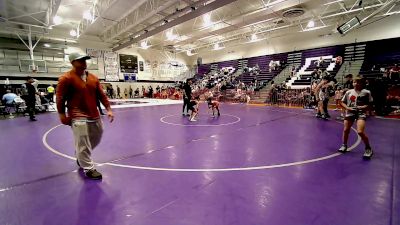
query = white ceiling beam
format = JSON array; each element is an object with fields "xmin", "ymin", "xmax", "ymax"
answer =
[
  {"xmin": 184, "ymin": 0, "xmax": 394, "ymax": 52},
  {"xmin": 7, "ymin": 11, "xmax": 47, "ymax": 20},
  {"xmin": 76, "ymin": 0, "xmax": 127, "ymax": 36},
  {"xmin": 113, "ymin": 0, "xmax": 239, "ymax": 51},
  {"xmin": 100, "ymin": 0, "xmax": 180, "ymax": 42},
  {"xmin": 360, "ymin": 0, "xmax": 397, "ymax": 23},
  {"xmin": 49, "ymin": 0, "xmax": 62, "ymax": 26}
]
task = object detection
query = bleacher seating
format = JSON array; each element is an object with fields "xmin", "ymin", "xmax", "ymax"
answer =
[
  {"xmin": 287, "ymin": 46, "xmax": 344, "ymax": 88},
  {"xmin": 359, "ymin": 38, "xmax": 400, "ymax": 80}
]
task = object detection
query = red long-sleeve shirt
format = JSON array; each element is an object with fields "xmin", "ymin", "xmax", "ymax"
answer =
[{"xmin": 56, "ymin": 70, "xmax": 110, "ymax": 120}]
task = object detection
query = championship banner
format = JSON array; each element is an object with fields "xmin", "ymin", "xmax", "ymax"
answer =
[{"xmin": 104, "ymin": 51, "xmax": 119, "ymax": 81}]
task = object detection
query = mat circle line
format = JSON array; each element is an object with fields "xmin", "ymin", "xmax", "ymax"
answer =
[{"xmin": 42, "ymin": 110, "xmax": 361, "ymax": 172}]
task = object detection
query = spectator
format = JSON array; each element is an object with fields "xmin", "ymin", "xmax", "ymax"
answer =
[
  {"xmin": 124, "ymin": 88, "xmax": 128, "ymax": 99},
  {"xmin": 2, "ymin": 90, "xmax": 17, "ymax": 105},
  {"xmin": 148, "ymin": 86, "xmax": 153, "ymax": 98},
  {"xmin": 343, "ymin": 74, "xmax": 354, "ymax": 91},
  {"xmin": 335, "ymin": 56, "xmax": 343, "ymax": 65},
  {"xmin": 47, "ymin": 85, "xmax": 55, "ymax": 103},
  {"xmin": 141, "ymin": 85, "xmax": 146, "ymax": 97},
  {"xmin": 129, "ymin": 86, "xmax": 133, "ymax": 98},
  {"xmin": 116, "ymin": 85, "xmax": 121, "ymax": 98},
  {"xmin": 389, "ymin": 64, "xmax": 400, "ymax": 81},
  {"xmin": 24, "ymin": 76, "xmax": 38, "ymax": 121},
  {"xmin": 134, "ymin": 88, "xmax": 140, "ymax": 98}
]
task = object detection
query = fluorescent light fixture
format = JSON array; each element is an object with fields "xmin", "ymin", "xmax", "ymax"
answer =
[
  {"xmin": 166, "ymin": 29, "xmax": 177, "ymax": 41},
  {"xmin": 337, "ymin": 16, "xmax": 360, "ymax": 35},
  {"xmin": 213, "ymin": 43, "xmax": 225, "ymax": 50},
  {"xmin": 43, "ymin": 43, "xmax": 51, "ymax": 47},
  {"xmin": 251, "ymin": 33, "xmax": 258, "ymax": 41},
  {"xmin": 307, "ymin": 20, "xmax": 315, "ymax": 28},
  {"xmin": 83, "ymin": 10, "xmax": 92, "ymax": 20},
  {"xmin": 53, "ymin": 16, "xmax": 62, "ymax": 25},
  {"xmin": 140, "ymin": 40, "xmax": 151, "ymax": 49},
  {"xmin": 70, "ymin": 29, "xmax": 77, "ymax": 37},
  {"xmin": 301, "ymin": 25, "xmax": 328, "ymax": 32}
]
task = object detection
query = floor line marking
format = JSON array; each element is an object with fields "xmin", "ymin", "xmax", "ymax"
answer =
[{"xmin": 160, "ymin": 114, "xmax": 241, "ymax": 127}]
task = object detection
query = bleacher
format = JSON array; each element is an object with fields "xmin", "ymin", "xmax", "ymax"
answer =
[
  {"xmin": 0, "ymin": 47, "xmax": 100, "ymax": 86},
  {"xmin": 236, "ymin": 53, "xmax": 288, "ymax": 84},
  {"xmin": 287, "ymin": 46, "xmax": 344, "ymax": 89},
  {"xmin": 359, "ymin": 38, "xmax": 400, "ymax": 80}
]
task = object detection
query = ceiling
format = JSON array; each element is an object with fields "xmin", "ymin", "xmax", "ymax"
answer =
[{"xmin": 0, "ymin": 0, "xmax": 399, "ymax": 54}]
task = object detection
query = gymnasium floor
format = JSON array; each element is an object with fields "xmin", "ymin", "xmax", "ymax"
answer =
[{"xmin": 0, "ymin": 102, "xmax": 399, "ymax": 225}]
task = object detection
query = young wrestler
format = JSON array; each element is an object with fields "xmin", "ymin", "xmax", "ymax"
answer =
[
  {"xmin": 207, "ymin": 97, "xmax": 221, "ymax": 117},
  {"xmin": 188, "ymin": 96, "xmax": 200, "ymax": 122},
  {"xmin": 338, "ymin": 75, "xmax": 373, "ymax": 159}
]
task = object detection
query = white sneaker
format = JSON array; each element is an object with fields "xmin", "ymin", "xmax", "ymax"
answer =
[
  {"xmin": 338, "ymin": 144, "xmax": 348, "ymax": 153},
  {"xmin": 363, "ymin": 147, "xmax": 373, "ymax": 159}
]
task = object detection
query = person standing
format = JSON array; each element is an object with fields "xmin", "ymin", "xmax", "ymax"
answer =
[
  {"xmin": 24, "ymin": 76, "xmax": 38, "ymax": 121},
  {"xmin": 47, "ymin": 84, "xmax": 55, "ymax": 103},
  {"xmin": 182, "ymin": 79, "xmax": 192, "ymax": 116},
  {"xmin": 116, "ymin": 85, "xmax": 121, "ymax": 99},
  {"xmin": 338, "ymin": 75, "xmax": 373, "ymax": 159},
  {"xmin": 56, "ymin": 53, "xmax": 114, "ymax": 180},
  {"xmin": 129, "ymin": 86, "xmax": 133, "ymax": 99}
]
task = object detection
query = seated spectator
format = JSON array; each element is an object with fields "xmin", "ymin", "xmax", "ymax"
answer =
[
  {"xmin": 311, "ymin": 69, "xmax": 319, "ymax": 80},
  {"xmin": 386, "ymin": 85, "xmax": 400, "ymax": 113},
  {"xmin": 389, "ymin": 64, "xmax": 400, "ymax": 81},
  {"xmin": 315, "ymin": 57, "xmax": 324, "ymax": 68},
  {"xmin": 335, "ymin": 56, "xmax": 343, "ymax": 65},
  {"xmin": 2, "ymin": 90, "xmax": 17, "ymax": 106},
  {"xmin": 134, "ymin": 88, "xmax": 140, "ymax": 98},
  {"xmin": 343, "ymin": 74, "xmax": 353, "ymax": 91}
]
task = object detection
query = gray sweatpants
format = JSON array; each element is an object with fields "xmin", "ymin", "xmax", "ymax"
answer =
[{"xmin": 71, "ymin": 119, "xmax": 103, "ymax": 171}]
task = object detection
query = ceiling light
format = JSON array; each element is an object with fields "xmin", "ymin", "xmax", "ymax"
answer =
[
  {"xmin": 53, "ymin": 16, "xmax": 62, "ymax": 25},
  {"xmin": 83, "ymin": 10, "xmax": 92, "ymax": 20},
  {"xmin": 307, "ymin": 20, "xmax": 315, "ymax": 28},
  {"xmin": 44, "ymin": 43, "xmax": 51, "ymax": 47},
  {"xmin": 140, "ymin": 40, "xmax": 150, "ymax": 49},
  {"xmin": 203, "ymin": 13, "xmax": 212, "ymax": 26},
  {"xmin": 70, "ymin": 29, "xmax": 77, "ymax": 37},
  {"xmin": 166, "ymin": 29, "xmax": 176, "ymax": 41},
  {"xmin": 251, "ymin": 33, "xmax": 258, "ymax": 41}
]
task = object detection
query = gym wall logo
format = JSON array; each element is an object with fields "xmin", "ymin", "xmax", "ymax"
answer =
[{"xmin": 124, "ymin": 73, "xmax": 136, "ymax": 82}]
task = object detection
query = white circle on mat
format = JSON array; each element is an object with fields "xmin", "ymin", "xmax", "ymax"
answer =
[
  {"xmin": 160, "ymin": 114, "xmax": 241, "ymax": 127},
  {"xmin": 43, "ymin": 119, "xmax": 361, "ymax": 172}
]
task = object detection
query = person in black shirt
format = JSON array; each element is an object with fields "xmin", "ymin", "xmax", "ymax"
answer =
[
  {"xmin": 182, "ymin": 79, "xmax": 192, "ymax": 116},
  {"xmin": 148, "ymin": 86, "xmax": 153, "ymax": 98},
  {"xmin": 25, "ymin": 76, "xmax": 37, "ymax": 121},
  {"xmin": 343, "ymin": 74, "xmax": 353, "ymax": 91}
]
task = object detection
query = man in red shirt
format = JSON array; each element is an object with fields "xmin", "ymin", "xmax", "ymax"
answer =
[{"xmin": 56, "ymin": 53, "xmax": 114, "ymax": 180}]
